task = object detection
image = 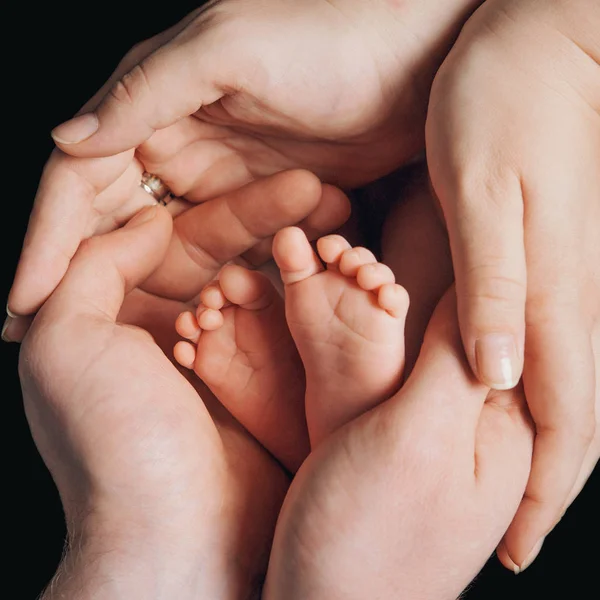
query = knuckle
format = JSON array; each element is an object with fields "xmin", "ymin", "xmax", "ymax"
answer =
[
  {"xmin": 19, "ymin": 319, "xmax": 65, "ymax": 385},
  {"xmin": 77, "ymin": 236, "xmax": 100, "ymax": 256},
  {"xmin": 454, "ymin": 165, "xmax": 522, "ymax": 214},
  {"xmin": 538, "ymin": 413, "xmax": 596, "ymax": 447},
  {"xmin": 109, "ymin": 63, "xmax": 152, "ymax": 108},
  {"xmin": 522, "ymin": 487, "xmax": 564, "ymax": 515},
  {"xmin": 575, "ymin": 418, "xmax": 596, "ymax": 446},
  {"xmin": 175, "ymin": 223, "xmax": 222, "ymax": 273},
  {"xmin": 464, "ymin": 267, "xmax": 526, "ymax": 309}
]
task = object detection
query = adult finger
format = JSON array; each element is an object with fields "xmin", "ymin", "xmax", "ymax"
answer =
[
  {"xmin": 50, "ymin": 9, "xmax": 233, "ymax": 156},
  {"xmin": 5, "ymin": 9, "xmax": 209, "ymax": 332},
  {"xmin": 7, "ymin": 149, "xmax": 136, "ymax": 321},
  {"xmin": 240, "ymin": 183, "xmax": 351, "ymax": 267},
  {"xmin": 500, "ymin": 309, "xmax": 595, "ymax": 572},
  {"xmin": 554, "ymin": 319, "xmax": 599, "ymax": 518},
  {"xmin": 426, "ymin": 131, "xmax": 527, "ymax": 392},
  {"xmin": 40, "ymin": 205, "xmax": 173, "ymax": 325},
  {"xmin": 142, "ymin": 170, "xmax": 348, "ymax": 300},
  {"xmin": 395, "ymin": 288, "xmax": 495, "ymax": 433}
]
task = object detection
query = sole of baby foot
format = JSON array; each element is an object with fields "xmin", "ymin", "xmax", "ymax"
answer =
[
  {"xmin": 273, "ymin": 227, "xmax": 409, "ymax": 448},
  {"xmin": 174, "ymin": 264, "xmax": 309, "ymax": 473}
]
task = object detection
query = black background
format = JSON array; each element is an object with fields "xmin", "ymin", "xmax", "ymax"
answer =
[{"xmin": 4, "ymin": 2, "xmax": 597, "ymax": 598}]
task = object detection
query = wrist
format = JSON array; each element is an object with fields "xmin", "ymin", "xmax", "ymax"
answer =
[
  {"xmin": 330, "ymin": 0, "xmax": 485, "ymax": 59},
  {"xmin": 41, "ymin": 520, "xmax": 208, "ymax": 600},
  {"xmin": 327, "ymin": 0, "xmax": 486, "ymax": 118},
  {"xmin": 43, "ymin": 494, "xmax": 270, "ymax": 600}
]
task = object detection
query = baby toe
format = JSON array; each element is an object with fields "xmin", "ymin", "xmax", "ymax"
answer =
[
  {"xmin": 316, "ymin": 234, "xmax": 352, "ymax": 266},
  {"xmin": 339, "ymin": 247, "xmax": 378, "ymax": 277},
  {"xmin": 200, "ymin": 281, "xmax": 227, "ymax": 310},
  {"xmin": 273, "ymin": 226, "xmax": 324, "ymax": 285},
  {"xmin": 173, "ymin": 340, "xmax": 198, "ymax": 370},
  {"xmin": 356, "ymin": 263, "xmax": 396, "ymax": 291},
  {"xmin": 378, "ymin": 284, "xmax": 410, "ymax": 319},
  {"xmin": 197, "ymin": 307, "xmax": 225, "ymax": 331},
  {"xmin": 176, "ymin": 310, "xmax": 201, "ymax": 343}
]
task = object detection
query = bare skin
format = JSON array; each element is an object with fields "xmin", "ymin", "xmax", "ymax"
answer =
[{"xmin": 175, "ymin": 228, "xmax": 408, "ymax": 454}]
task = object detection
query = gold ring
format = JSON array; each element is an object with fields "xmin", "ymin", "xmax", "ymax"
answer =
[{"xmin": 140, "ymin": 172, "xmax": 171, "ymax": 205}]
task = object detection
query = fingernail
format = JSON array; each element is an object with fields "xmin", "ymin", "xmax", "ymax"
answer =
[
  {"xmin": 496, "ymin": 540, "xmax": 520, "ymax": 574},
  {"xmin": 475, "ymin": 333, "xmax": 520, "ymax": 390},
  {"xmin": 51, "ymin": 113, "xmax": 99, "ymax": 144},
  {"xmin": 1, "ymin": 316, "xmax": 14, "ymax": 342},
  {"xmin": 515, "ymin": 537, "xmax": 545, "ymax": 574},
  {"xmin": 6, "ymin": 303, "xmax": 17, "ymax": 319},
  {"xmin": 126, "ymin": 206, "xmax": 157, "ymax": 228}
]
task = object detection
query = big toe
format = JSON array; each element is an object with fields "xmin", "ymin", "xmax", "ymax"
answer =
[{"xmin": 273, "ymin": 227, "xmax": 323, "ymax": 285}]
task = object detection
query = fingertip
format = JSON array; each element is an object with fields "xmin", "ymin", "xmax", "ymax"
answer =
[
  {"xmin": 5, "ymin": 303, "xmax": 18, "ymax": 320},
  {"xmin": 474, "ymin": 333, "xmax": 522, "ymax": 390},
  {"xmin": 515, "ymin": 538, "xmax": 545, "ymax": 574},
  {"xmin": 51, "ymin": 112, "xmax": 99, "ymax": 145},
  {"xmin": 310, "ymin": 184, "xmax": 352, "ymax": 231},
  {"xmin": 2, "ymin": 314, "xmax": 33, "ymax": 344},
  {"xmin": 496, "ymin": 540, "xmax": 520, "ymax": 574},
  {"xmin": 282, "ymin": 169, "xmax": 322, "ymax": 202}
]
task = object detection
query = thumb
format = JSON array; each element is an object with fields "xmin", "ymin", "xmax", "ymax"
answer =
[
  {"xmin": 50, "ymin": 15, "xmax": 228, "ymax": 156},
  {"xmin": 433, "ymin": 173, "xmax": 527, "ymax": 391},
  {"xmin": 45, "ymin": 205, "xmax": 172, "ymax": 323}
]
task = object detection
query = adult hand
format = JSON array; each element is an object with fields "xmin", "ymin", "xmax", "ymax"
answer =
[
  {"xmin": 426, "ymin": 0, "xmax": 600, "ymax": 570},
  {"xmin": 7, "ymin": 0, "xmax": 482, "ymax": 324},
  {"xmin": 5, "ymin": 169, "xmax": 349, "ymax": 341},
  {"xmin": 18, "ymin": 174, "xmax": 336, "ymax": 598},
  {"xmin": 264, "ymin": 289, "xmax": 566, "ymax": 599}
]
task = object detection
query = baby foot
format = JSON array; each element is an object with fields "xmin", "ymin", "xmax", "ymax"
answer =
[
  {"xmin": 273, "ymin": 227, "xmax": 409, "ymax": 447},
  {"xmin": 174, "ymin": 264, "xmax": 309, "ymax": 472}
]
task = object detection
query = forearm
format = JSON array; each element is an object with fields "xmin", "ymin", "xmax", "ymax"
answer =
[{"xmin": 40, "ymin": 527, "xmax": 206, "ymax": 600}]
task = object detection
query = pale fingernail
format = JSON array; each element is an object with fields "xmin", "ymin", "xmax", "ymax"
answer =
[
  {"xmin": 2, "ymin": 316, "xmax": 14, "ymax": 342},
  {"xmin": 126, "ymin": 206, "xmax": 158, "ymax": 228},
  {"xmin": 475, "ymin": 333, "xmax": 520, "ymax": 390},
  {"xmin": 51, "ymin": 113, "xmax": 99, "ymax": 144},
  {"xmin": 6, "ymin": 303, "xmax": 17, "ymax": 319},
  {"xmin": 515, "ymin": 537, "xmax": 544, "ymax": 574}
]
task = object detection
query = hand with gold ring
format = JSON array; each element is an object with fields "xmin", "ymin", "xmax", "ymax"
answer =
[
  {"xmin": 4, "ymin": 166, "xmax": 350, "ymax": 342},
  {"xmin": 5, "ymin": 0, "xmax": 483, "ymax": 338}
]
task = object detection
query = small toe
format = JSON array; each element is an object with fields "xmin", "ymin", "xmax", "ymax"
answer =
[
  {"xmin": 378, "ymin": 284, "xmax": 410, "ymax": 319},
  {"xmin": 200, "ymin": 282, "xmax": 227, "ymax": 310},
  {"xmin": 356, "ymin": 263, "xmax": 396, "ymax": 291},
  {"xmin": 174, "ymin": 340, "xmax": 197, "ymax": 369},
  {"xmin": 316, "ymin": 235, "xmax": 352, "ymax": 266},
  {"xmin": 175, "ymin": 311, "xmax": 201, "ymax": 343},
  {"xmin": 339, "ymin": 247, "xmax": 377, "ymax": 277},
  {"xmin": 197, "ymin": 307, "xmax": 225, "ymax": 331}
]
